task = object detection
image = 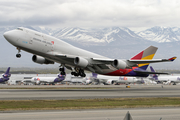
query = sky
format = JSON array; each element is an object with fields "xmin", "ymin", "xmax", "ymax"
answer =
[
  {"xmin": 0, "ymin": 0, "xmax": 180, "ymax": 69},
  {"xmin": 0, "ymin": 0, "xmax": 180, "ymax": 31}
]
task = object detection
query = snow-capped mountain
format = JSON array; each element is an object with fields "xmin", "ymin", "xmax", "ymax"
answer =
[
  {"xmin": 52, "ymin": 27, "xmax": 105, "ymax": 46},
  {"xmin": 52, "ymin": 27, "xmax": 147, "ymax": 46},
  {"xmin": 138, "ymin": 26, "xmax": 180, "ymax": 43}
]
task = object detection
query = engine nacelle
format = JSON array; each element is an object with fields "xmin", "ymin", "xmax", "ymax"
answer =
[
  {"xmin": 106, "ymin": 80, "xmax": 115, "ymax": 85},
  {"xmin": 86, "ymin": 80, "xmax": 92, "ymax": 85},
  {"xmin": 74, "ymin": 57, "xmax": 88, "ymax": 68},
  {"xmin": 2, "ymin": 74, "xmax": 11, "ymax": 78},
  {"xmin": 32, "ymin": 55, "xmax": 54, "ymax": 64},
  {"xmin": 112, "ymin": 59, "xmax": 127, "ymax": 69},
  {"xmin": 36, "ymin": 80, "xmax": 40, "ymax": 85}
]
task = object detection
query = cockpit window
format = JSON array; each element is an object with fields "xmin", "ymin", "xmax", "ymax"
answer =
[{"xmin": 17, "ymin": 28, "xmax": 23, "ymax": 31}]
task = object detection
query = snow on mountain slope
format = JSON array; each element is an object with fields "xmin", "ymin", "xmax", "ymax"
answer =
[
  {"xmin": 52, "ymin": 27, "xmax": 145, "ymax": 46},
  {"xmin": 138, "ymin": 26, "xmax": 180, "ymax": 43}
]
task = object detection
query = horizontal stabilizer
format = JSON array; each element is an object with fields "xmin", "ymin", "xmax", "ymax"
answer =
[
  {"xmin": 133, "ymin": 70, "xmax": 169, "ymax": 75},
  {"xmin": 128, "ymin": 56, "xmax": 177, "ymax": 64}
]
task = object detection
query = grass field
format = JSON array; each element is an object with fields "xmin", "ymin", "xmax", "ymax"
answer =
[{"xmin": 0, "ymin": 97, "xmax": 180, "ymax": 111}]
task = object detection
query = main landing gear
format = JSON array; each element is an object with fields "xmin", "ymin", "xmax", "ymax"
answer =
[
  {"xmin": 59, "ymin": 66, "xmax": 86, "ymax": 77},
  {"xmin": 16, "ymin": 48, "xmax": 21, "ymax": 58},
  {"xmin": 71, "ymin": 67, "xmax": 86, "ymax": 77}
]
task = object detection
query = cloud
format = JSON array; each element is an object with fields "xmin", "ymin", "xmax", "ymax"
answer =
[{"xmin": 0, "ymin": 0, "xmax": 180, "ymax": 28}]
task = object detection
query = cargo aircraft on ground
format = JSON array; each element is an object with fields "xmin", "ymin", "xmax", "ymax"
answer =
[
  {"xmin": 0, "ymin": 67, "xmax": 11, "ymax": 83},
  {"xmin": 30, "ymin": 73, "xmax": 66, "ymax": 85},
  {"xmin": 3, "ymin": 27, "xmax": 176, "ymax": 77},
  {"xmin": 89, "ymin": 73, "xmax": 139, "ymax": 85},
  {"xmin": 150, "ymin": 66, "xmax": 180, "ymax": 85}
]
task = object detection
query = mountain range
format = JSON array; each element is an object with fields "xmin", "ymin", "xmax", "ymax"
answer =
[
  {"xmin": 32, "ymin": 26, "xmax": 180, "ymax": 44},
  {"xmin": 0, "ymin": 26, "xmax": 180, "ymax": 69}
]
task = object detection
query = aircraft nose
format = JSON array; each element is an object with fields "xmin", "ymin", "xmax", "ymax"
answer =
[
  {"xmin": 3, "ymin": 30, "xmax": 18, "ymax": 44},
  {"xmin": 3, "ymin": 31, "xmax": 13, "ymax": 41}
]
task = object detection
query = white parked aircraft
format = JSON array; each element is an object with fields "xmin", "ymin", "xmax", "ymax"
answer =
[
  {"xmin": 150, "ymin": 66, "xmax": 180, "ymax": 85},
  {"xmin": 3, "ymin": 27, "xmax": 176, "ymax": 77},
  {"xmin": 63, "ymin": 76, "xmax": 92, "ymax": 85},
  {"xmin": 90, "ymin": 73, "xmax": 140, "ymax": 85},
  {"xmin": 23, "ymin": 74, "xmax": 66, "ymax": 85}
]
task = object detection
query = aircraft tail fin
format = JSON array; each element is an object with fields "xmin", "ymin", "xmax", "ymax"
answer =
[
  {"xmin": 92, "ymin": 73, "xmax": 98, "ymax": 78},
  {"xmin": 3, "ymin": 67, "xmax": 11, "ymax": 78},
  {"xmin": 5, "ymin": 67, "xmax": 10, "ymax": 74},
  {"xmin": 150, "ymin": 66, "xmax": 158, "ymax": 80},
  {"xmin": 130, "ymin": 46, "xmax": 158, "ymax": 70},
  {"xmin": 58, "ymin": 73, "xmax": 66, "ymax": 80}
]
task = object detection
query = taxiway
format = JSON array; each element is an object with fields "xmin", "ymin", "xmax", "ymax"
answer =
[{"xmin": 0, "ymin": 85, "xmax": 179, "ymax": 100}]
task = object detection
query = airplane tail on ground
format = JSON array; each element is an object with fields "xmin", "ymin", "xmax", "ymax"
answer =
[
  {"xmin": 149, "ymin": 66, "xmax": 158, "ymax": 80},
  {"xmin": 130, "ymin": 46, "xmax": 158, "ymax": 70},
  {"xmin": 3, "ymin": 67, "xmax": 11, "ymax": 78},
  {"xmin": 92, "ymin": 73, "xmax": 98, "ymax": 78},
  {"xmin": 57, "ymin": 73, "xmax": 66, "ymax": 81},
  {"xmin": 0, "ymin": 67, "xmax": 11, "ymax": 83}
]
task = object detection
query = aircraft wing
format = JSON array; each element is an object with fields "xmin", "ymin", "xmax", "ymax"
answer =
[
  {"xmin": 54, "ymin": 54, "xmax": 176, "ymax": 71},
  {"xmin": 92, "ymin": 57, "xmax": 176, "ymax": 64},
  {"xmin": 55, "ymin": 55, "xmax": 114, "ymax": 64},
  {"xmin": 55, "ymin": 54, "xmax": 76, "ymax": 59}
]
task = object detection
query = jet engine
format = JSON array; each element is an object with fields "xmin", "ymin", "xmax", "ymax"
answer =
[
  {"xmin": 74, "ymin": 57, "xmax": 88, "ymax": 68},
  {"xmin": 86, "ymin": 80, "xmax": 92, "ymax": 85},
  {"xmin": 105, "ymin": 80, "xmax": 115, "ymax": 85},
  {"xmin": 32, "ymin": 55, "xmax": 54, "ymax": 64},
  {"xmin": 36, "ymin": 80, "xmax": 40, "ymax": 85},
  {"xmin": 112, "ymin": 59, "xmax": 127, "ymax": 69},
  {"xmin": 2, "ymin": 74, "xmax": 11, "ymax": 78}
]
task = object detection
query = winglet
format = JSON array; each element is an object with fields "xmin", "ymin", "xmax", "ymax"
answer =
[{"xmin": 168, "ymin": 57, "xmax": 177, "ymax": 61}]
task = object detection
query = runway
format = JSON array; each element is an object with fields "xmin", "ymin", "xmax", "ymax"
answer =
[
  {"xmin": 1, "ymin": 107, "xmax": 180, "ymax": 120},
  {"xmin": 0, "ymin": 85, "xmax": 180, "ymax": 100},
  {"xmin": 1, "ymin": 85, "xmax": 180, "ymax": 120}
]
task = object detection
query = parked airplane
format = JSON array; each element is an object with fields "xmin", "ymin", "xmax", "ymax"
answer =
[
  {"xmin": 0, "ymin": 67, "xmax": 11, "ymax": 83},
  {"xmin": 150, "ymin": 66, "xmax": 180, "ymax": 85},
  {"xmin": 3, "ymin": 27, "xmax": 176, "ymax": 77},
  {"xmin": 63, "ymin": 76, "xmax": 92, "ymax": 85},
  {"xmin": 23, "ymin": 73, "xmax": 66, "ymax": 85},
  {"xmin": 90, "ymin": 73, "xmax": 140, "ymax": 85}
]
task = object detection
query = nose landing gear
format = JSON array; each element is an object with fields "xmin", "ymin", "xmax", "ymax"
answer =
[
  {"xmin": 16, "ymin": 48, "xmax": 21, "ymax": 58},
  {"xmin": 59, "ymin": 67, "xmax": 66, "ymax": 75}
]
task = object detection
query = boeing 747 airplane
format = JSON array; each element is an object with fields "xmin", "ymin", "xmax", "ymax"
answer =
[
  {"xmin": 0, "ymin": 67, "xmax": 11, "ymax": 83},
  {"xmin": 3, "ymin": 27, "xmax": 176, "ymax": 77}
]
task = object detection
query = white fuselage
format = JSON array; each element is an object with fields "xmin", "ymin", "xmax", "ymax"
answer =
[
  {"xmin": 155, "ymin": 75, "xmax": 180, "ymax": 83},
  {"xmin": 92, "ymin": 75, "xmax": 139, "ymax": 85},
  {"xmin": 31, "ymin": 77, "xmax": 57, "ymax": 83},
  {"xmin": 4, "ymin": 27, "xmax": 112, "ymax": 74},
  {"xmin": 63, "ymin": 77, "xmax": 91, "ymax": 84}
]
